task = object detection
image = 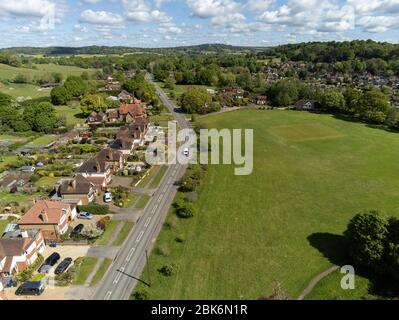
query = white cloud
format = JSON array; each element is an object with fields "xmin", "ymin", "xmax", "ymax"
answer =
[
  {"xmin": 357, "ymin": 15, "xmax": 399, "ymax": 32},
  {"xmin": 246, "ymin": 0, "xmax": 274, "ymax": 12},
  {"xmin": 0, "ymin": 0, "xmax": 55, "ymax": 17},
  {"xmin": 123, "ymin": 0, "xmax": 172, "ymax": 23},
  {"xmin": 186, "ymin": 0, "xmax": 241, "ymax": 18},
  {"xmin": 348, "ymin": 0, "xmax": 399, "ymax": 15},
  {"xmin": 74, "ymin": 24, "xmax": 88, "ymax": 32},
  {"xmin": 80, "ymin": 10, "xmax": 124, "ymax": 25}
]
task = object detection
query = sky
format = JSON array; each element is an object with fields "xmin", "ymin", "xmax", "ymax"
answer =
[{"xmin": 0, "ymin": 0, "xmax": 398, "ymax": 48}]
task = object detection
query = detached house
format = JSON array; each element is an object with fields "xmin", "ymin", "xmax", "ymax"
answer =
[
  {"xmin": 87, "ymin": 111, "xmax": 107, "ymax": 124},
  {"xmin": 110, "ymin": 136, "xmax": 134, "ymax": 155},
  {"xmin": 97, "ymin": 148, "xmax": 124, "ymax": 172},
  {"xmin": 251, "ymin": 95, "xmax": 267, "ymax": 105},
  {"xmin": 295, "ymin": 100, "xmax": 318, "ymax": 111},
  {"xmin": 0, "ymin": 229, "xmax": 46, "ymax": 278},
  {"xmin": 76, "ymin": 156, "xmax": 112, "ymax": 189},
  {"xmin": 17, "ymin": 200, "xmax": 77, "ymax": 241},
  {"xmin": 118, "ymin": 103, "xmax": 145, "ymax": 123},
  {"xmin": 58, "ymin": 174, "xmax": 96, "ymax": 205}
]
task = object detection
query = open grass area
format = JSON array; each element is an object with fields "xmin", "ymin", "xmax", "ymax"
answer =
[
  {"xmin": 134, "ymin": 109, "xmax": 399, "ymax": 300},
  {"xmin": 95, "ymin": 220, "xmax": 121, "ymax": 246},
  {"xmin": 0, "ymin": 155, "xmax": 19, "ymax": 172},
  {"xmin": 73, "ymin": 256, "xmax": 98, "ymax": 285},
  {"xmin": 112, "ymin": 221, "xmax": 134, "ymax": 246},
  {"xmin": 149, "ymin": 166, "xmax": 168, "ymax": 189},
  {"xmin": 56, "ymin": 105, "xmax": 86, "ymax": 127},
  {"xmin": 135, "ymin": 195, "xmax": 151, "ymax": 210},
  {"xmin": 0, "ymin": 191, "xmax": 46, "ymax": 208},
  {"xmin": 0, "ymin": 83, "xmax": 50, "ymax": 99},
  {"xmin": 0, "ymin": 220, "xmax": 9, "ymax": 235},
  {"xmin": 90, "ymin": 258, "xmax": 112, "ymax": 286},
  {"xmin": 24, "ymin": 135, "xmax": 58, "ymax": 148},
  {"xmin": 34, "ymin": 176, "xmax": 61, "ymax": 188}
]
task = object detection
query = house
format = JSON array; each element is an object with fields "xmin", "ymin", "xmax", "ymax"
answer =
[
  {"xmin": 17, "ymin": 200, "xmax": 77, "ymax": 241},
  {"xmin": 251, "ymin": 96, "xmax": 267, "ymax": 105},
  {"xmin": 118, "ymin": 103, "xmax": 145, "ymax": 122},
  {"xmin": 0, "ymin": 229, "xmax": 46, "ymax": 278},
  {"xmin": 106, "ymin": 109, "xmax": 119, "ymax": 123},
  {"xmin": 97, "ymin": 148, "xmax": 124, "ymax": 172},
  {"xmin": 59, "ymin": 130, "xmax": 80, "ymax": 144},
  {"xmin": 224, "ymin": 87, "xmax": 244, "ymax": 99},
  {"xmin": 110, "ymin": 136, "xmax": 134, "ymax": 156},
  {"xmin": 118, "ymin": 90, "xmax": 133, "ymax": 102},
  {"xmin": 58, "ymin": 174, "xmax": 96, "ymax": 205},
  {"xmin": 206, "ymin": 88, "xmax": 217, "ymax": 95},
  {"xmin": 295, "ymin": 100, "xmax": 318, "ymax": 111},
  {"xmin": 87, "ymin": 111, "xmax": 107, "ymax": 124},
  {"xmin": 118, "ymin": 120, "xmax": 149, "ymax": 147},
  {"xmin": 76, "ymin": 156, "xmax": 112, "ymax": 189}
]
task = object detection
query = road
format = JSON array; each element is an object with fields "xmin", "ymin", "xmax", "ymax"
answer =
[{"xmin": 92, "ymin": 75, "xmax": 189, "ymax": 300}]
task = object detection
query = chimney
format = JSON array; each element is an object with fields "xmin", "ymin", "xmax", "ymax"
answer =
[{"xmin": 40, "ymin": 209, "xmax": 49, "ymax": 223}]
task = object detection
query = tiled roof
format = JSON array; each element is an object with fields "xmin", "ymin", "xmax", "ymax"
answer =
[{"xmin": 17, "ymin": 200, "xmax": 71, "ymax": 225}]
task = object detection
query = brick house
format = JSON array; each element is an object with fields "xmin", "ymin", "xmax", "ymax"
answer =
[
  {"xmin": 17, "ymin": 200, "xmax": 77, "ymax": 241},
  {"xmin": 58, "ymin": 174, "xmax": 96, "ymax": 205}
]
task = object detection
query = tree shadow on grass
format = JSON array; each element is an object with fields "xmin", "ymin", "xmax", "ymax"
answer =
[{"xmin": 308, "ymin": 232, "xmax": 399, "ymax": 299}]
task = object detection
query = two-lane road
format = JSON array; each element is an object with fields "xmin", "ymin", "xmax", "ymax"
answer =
[{"xmin": 92, "ymin": 75, "xmax": 189, "ymax": 300}]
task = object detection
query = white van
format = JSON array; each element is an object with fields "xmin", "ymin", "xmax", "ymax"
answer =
[{"xmin": 183, "ymin": 148, "xmax": 189, "ymax": 156}]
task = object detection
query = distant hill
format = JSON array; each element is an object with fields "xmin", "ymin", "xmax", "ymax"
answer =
[{"xmin": 0, "ymin": 44, "xmax": 265, "ymax": 56}]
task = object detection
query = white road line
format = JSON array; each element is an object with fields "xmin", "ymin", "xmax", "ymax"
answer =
[
  {"xmin": 104, "ymin": 291, "xmax": 112, "ymax": 300},
  {"xmin": 113, "ymin": 267, "xmax": 124, "ymax": 284},
  {"xmin": 162, "ymin": 185, "xmax": 168, "ymax": 192},
  {"xmin": 136, "ymin": 231, "xmax": 144, "ymax": 242},
  {"xmin": 126, "ymin": 247, "xmax": 136, "ymax": 261},
  {"xmin": 151, "ymin": 206, "xmax": 157, "ymax": 214},
  {"xmin": 145, "ymin": 217, "xmax": 151, "ymax": 227}
]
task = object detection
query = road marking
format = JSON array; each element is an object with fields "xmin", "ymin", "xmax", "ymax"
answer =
[
  {"xmin": 151, "ymin": 206, "xmax": 157, "ymax": 214},
  {"xmin": 145, "ymin": 217, "xmax": 151, "ymax": 227},
  {"xmin": 126, "ymin": 247, "xmax": 136, "ymax": 261},
  {"xmin": 162, "ymin": 185, "xmax": 168, "ymax": 192},
  {"xmin": 113, "ymin": 267, "xmax": 124, "ymax": 284},
  {"xmin": 104, "ymin": 291, "xmax": 112, "ymax": 300},
  {"xmin": 136, "ymin": 231, "xmax": 144, "ymax": 242}
]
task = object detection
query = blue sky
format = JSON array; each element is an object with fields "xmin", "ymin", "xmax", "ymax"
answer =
[{"xmin": 0, "ymin": 0, "xmax": 398, "ymax": 48}]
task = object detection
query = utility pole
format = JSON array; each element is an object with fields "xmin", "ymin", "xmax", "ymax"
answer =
[{"xmin": 145, "ymin": 250, "xmax": 152, "ymax": 287}]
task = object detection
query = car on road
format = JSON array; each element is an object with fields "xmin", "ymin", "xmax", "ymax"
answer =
[
  {"xmin": 77, "ymin": 211, "xmax": 93, "ymax": 220},
  {"xmin": 55, "ymin": 257, "xmax": 73, "ymax": 275},
  {"xmin": 104, "ymin": 192, "xmax": 113, "ymax": 203},
  {"xmin": 15, "ymin": 281, "xmax": 45, "ymax": 296},
  {"xmin": 71, "ymin": 224, "xmax": 84, "ymax": 237},
  {"xmin": 183, "ymin": 147, "xmax": 189, "ymax": 156}
]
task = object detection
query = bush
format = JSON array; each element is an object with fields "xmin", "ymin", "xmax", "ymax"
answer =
[
  {"xmin": 175, "ymin": 236, "xmax": 185, "ymax": 243},
  {"xmin": 15, "ymin": 254, "xmax": 44, "ymax": 282},
  {"xmin": 174, "ymin": 200, "xmax": 196, "ymax": 219},
  {"xmin": 97, "ymin": 216, "xmax": 111, "ymax": 230},
  {"xmin": 158, "ymin": 264, "xmax": 176, "ymax": 277},
  {"xmin": 78, "ymin": 204, "xmax": 110, "ymax": 215},
  {"xmin": 132, "ymin": 289, "xmax": 149, "ymax": 300}
]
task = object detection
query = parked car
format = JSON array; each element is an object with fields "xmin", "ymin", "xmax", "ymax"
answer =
[
  {"xmin": 71, "ymin": 224, "xmax": 84, "ymax": 237},
  {"xmin": 104, "ymin": 192, "xmax": 113, "ymax": 203},
  {"xmin": 77, "ymin": 211, "xmax": 93, "ymax": 220},
  {"xmin": 38, "ymin": 264, "xmax": 51, "ymax": 274},
  {"xmin": 42, "ymin": 252, "xmax": 61, "ymax": 267},
  {"xmin": 55, "ymin": 257, "xmax": 73, "ymax": 275},
  {"xmin": 15, "ymin": 281, "xmax": 45, "ymax": 296}
]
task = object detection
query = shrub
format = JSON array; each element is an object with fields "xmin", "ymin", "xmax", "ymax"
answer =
[
  {"xmin": 78, "ymin": 204, "xmax": 110, "ymax": 215},
  {"xmin": 158, "ymin": 264, "xmax": 176, "ymax": 277},
  {"xmin": 175, "ymin": 236, "xmax": 185, "ymax": 243},
  {"xmin": 174, "ymin": 200, "xmax": 196, "ymax": 219},
  {"xmin": 132, "ymin": 289, "xmax": 149, "ymax": 300},
  {"xmin": 164, "ymin": 216, "xmax": 178, "ymax": 229},
  {"xmin": 15, "ymin": 254, "xmax": 44, "ymax": 282},
  {"xmin": 97, "ymin": 216, "xmax": 111, "ymax": 230}
]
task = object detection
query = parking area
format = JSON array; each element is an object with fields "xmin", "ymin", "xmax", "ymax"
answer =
[{"xmin": 69, "ymin": 214, "xmax": 107, "ymax": 229}]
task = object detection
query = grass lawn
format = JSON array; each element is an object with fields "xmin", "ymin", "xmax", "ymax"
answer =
[
  {"xmin": 0, "ymin": 220, "xmax": 9, "ymax": 235},
  {"xmin": 24, "ymin": 135, "xmax": 58, "ymax": 148},
  {"xmin": 30, "ymin": 273, "xmax": 46, "ymax": 282},
  {"xmin": 73, "ymin": 257, "xmax": 98, "ymax": 285},
  {"xmin": 0, "ymin": 83, "xmax": 50, "ymax": 99},
  {"xmin": 112, "ymin": 222, "xmax": 134, "ymax": 246},
  {"xmin": 55, "ymin": 105, "xmax": 86, "ymax": 127},
  {"xmin": 34, "ymin": 176, "xmax": 61, "ymax": 188},
  {"xmin": 95, "ymin": 220, "xmax": 121, "ymax": 246},
  {"xmin": 0, "ymin": 155, "xmax": 19, "ymax": 172},
  {"xmin": 120, "ymin": 192, "xmax": 136, "ymax": 208},
  {"xmin": 0, "ymin": 191, "xmax": 46, "ymax": 207},
  {"xmin": 135, "ymin": 195, "xmax": 151, "ymax": 210},
  {"xmin": 149, "ymin": 166, "xmax": 168, "ymax": 189},
  {"xmin": 90, "ymin": 258, "xmax": 112, "ymax": 286},
  {"xmin": 137, "ymin": 166, "xmax": 159, "ymax": 188},
  {"xmin": 133, "ymin": 109, "xmax": 399, "ymax": 300}
]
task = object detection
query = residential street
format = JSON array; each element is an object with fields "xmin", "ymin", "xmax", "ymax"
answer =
[{"xmin": 91, "ymin": 74, "xmax": 189, "ymax": 300}]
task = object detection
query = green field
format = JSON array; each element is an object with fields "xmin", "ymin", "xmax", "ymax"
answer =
[
  {"xmin": 135, "ymin": 195, "xmax": 151, "ymax": 210},
  {"xmin": 95, "ymin": 220, "xmax": 121, "ymax": 246},
  {"xmin": 73, "ymin": 257, "xmax": 98, "ymax": 285},
  {"xmin": 0, "ymin": 155, "xmax": 19, "ymax": 172},
  {"xmin": 24, "ymin": 135, "xmax": 58, "ymax": 148},
  {"xmin": 134, "ymin": 109, "xmax": 399, "ymax": 300},
  {"xmin": 55, "ymin": 105, "xmax": 86, "ymax": 126},
  {"xmin": 149, "ymin": 166, "xmax": 168, "ymax": 189},
  {"xmin": 90, "ymin": 258, "xmax": 112, "ymax": 286},
  {"xmin": 34, "ymin": 176, "xmax": 60, "ymax": 188},
  {"xmin": 0, "ymin": 83, "xmax": 50, "ymax": 99}
]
